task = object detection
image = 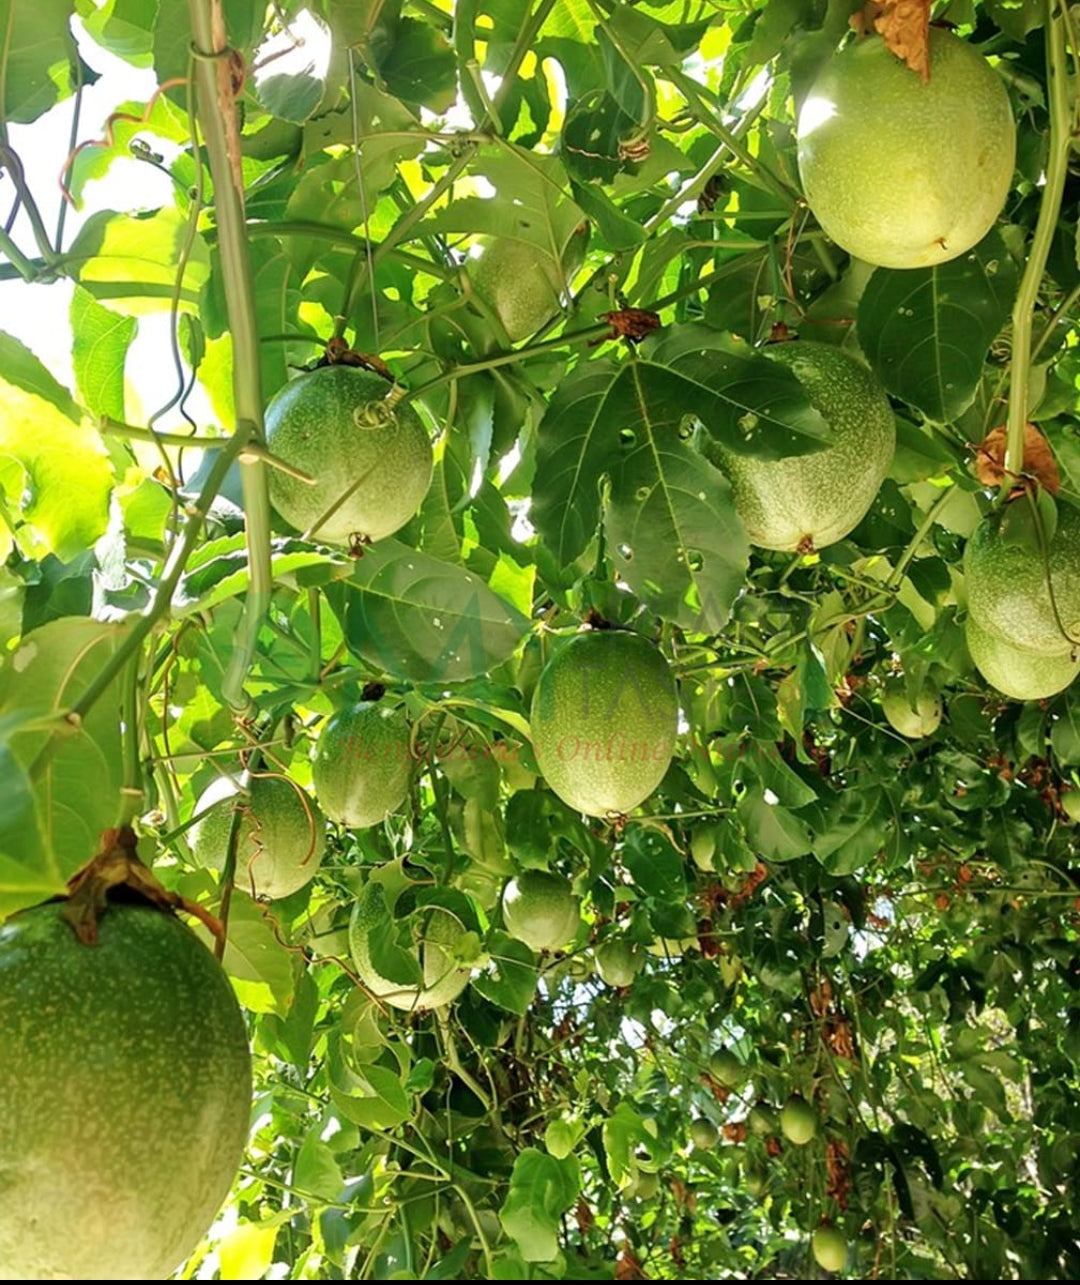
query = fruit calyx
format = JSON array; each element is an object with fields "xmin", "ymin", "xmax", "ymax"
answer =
[{"xmin": 62, "ymin": 826, "xmax": 223, "ymax": 948}]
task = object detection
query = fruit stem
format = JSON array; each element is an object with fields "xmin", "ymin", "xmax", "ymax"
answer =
[
  {"xmin": 1003, "ymin": 0, "xmax": 1072, "ymax": 488},
  {"xmin": 119, "ymin": 653, "xmax": 144, "ymax": 826},
  {"xmin": 188, "ymin": 0, "xmax": 272, "ymax": 715}
]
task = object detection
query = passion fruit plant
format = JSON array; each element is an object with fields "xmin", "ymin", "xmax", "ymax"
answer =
[{"xmin": 4, "ymin": 0, "xmax": 1080, "ymax": 1279}]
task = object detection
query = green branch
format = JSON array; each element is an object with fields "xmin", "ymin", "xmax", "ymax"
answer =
[
  {"xmin": 188, "ymin": 0, "xmax": 273, "ymax": 713},
  {"xmin": 1003, "ymin": 0, "xmax": 1072, "ymax": 484}
]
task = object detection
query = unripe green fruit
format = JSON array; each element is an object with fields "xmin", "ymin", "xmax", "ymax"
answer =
[
  {"xmin": 690, "ymin": 1117, "xmax": 720, "ymax": 1150},
  {"xmin": 467, "ymin": 239, "xmax": 568, "ymax": 341},
  {"xmin": 190, "ymin": 774, "xmax": 325, "ymax": 899},
  {"xmin": 780, "ymin": 1094, "xmax": 818, "ymax": 1146},
  {"xmin": 748, "ymin": 1103, "xmax": 777, "ymax": 1136},
  {"xmin": 706, "ymin": 343, "xmax": 895, "ymax": 553},
  {"xmin": 265, "ymin": 365, "xmax": 433, "ymax": 546},
  {"xmin": 312, "ymin": 700, "xmax": 412, "ymax": 827},
  {"xmin": 595, "ymin": 939, "xmax": 643, "ymax": 987},
  {"xmin": 812, "ymin": 1224, "xmax": 848, "ymax": 1273},
  {"xmin": 966, "ymin": 615, "xmax": 1080, "ymax": 701},
  {"xmin": 530, "ymin": 629, "xmax": 679, "ymax": 817},
  {"xmin": 502, "ymin": 870, "xmax": 581, "ymax": 953},
  {"xmin": 0, "ymin": 900, "xmax": 251, "ymax": 1279},
  {"xmin": 881, "ymin": 681, "xmax": 943, "ymax": 738},
  {"xmin": 349, "ymin": 882, "xmax": 474, "ymax": 1012},
  {"xmin": 965, "ymin": 505, "xmax": 1080, "ymax": 657},
  {"xmin": 797, "ymin": 30, "xmax": 1015, "ymax": 268},
  {"xmin": 709, "ymin": 1048, "xmax": 745, "ymax": 1087}
]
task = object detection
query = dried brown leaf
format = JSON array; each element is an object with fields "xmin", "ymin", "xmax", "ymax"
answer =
[
  {"xmin": 974, "ymin": 423, "xmax": 1061, "ymax": 494},
  {"xmin": 853, "ymin": 2, "xmax": 931, "ymax": 80}
]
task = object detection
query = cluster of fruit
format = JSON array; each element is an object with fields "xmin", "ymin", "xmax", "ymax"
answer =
[{"xmin": 797, "ymin": 30, "xmax": 1078, "ymax": 705}]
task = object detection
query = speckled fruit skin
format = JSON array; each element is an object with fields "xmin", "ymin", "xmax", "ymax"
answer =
[
  {"xmin": 467, "ymin": 239, "xmax": 566, "ymax": 342},
  {"xmin": 265, "ymin": 365, "xmax": 433, "ymax": 546},
  {"xmin": 797, "ymin": 30, "xmax": 1016, "ymax": 268},
  {"xmin": 530, "ymin": 630, "xmax": 678, "ymax": 817},
  {"xmin": 0, "ymin": 900, "xmax": 251, "ymax": 1281},
  {"xmin": 312, "ymin": 701, "xmax": 412, "ymax": 828},
  {"xmin": 502, "ymin": 870, "xmax": 581, "ymax": 953},
  {"xmin": 965, "ymin": 615, "xmax": 1080, "ymax": 700},
  {"xmin": 965, "ymin": 506, "xmax": 1080, "ymax": 657},
  {"xmin": 191, "ymin": 775, "xmax": 325, "ymax": 900},
  {"xmin": 708, "ymin": 342, "xmax": 895, "ymax": 552},
  {"xmin": 349, "ymin": 883, "xmax": 472, "ymax": 1011}
]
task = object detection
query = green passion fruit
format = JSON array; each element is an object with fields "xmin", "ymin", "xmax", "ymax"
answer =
[
  {"xmin": 530, "ymin": 628, "xmax": 679, "ymax": 818},
  {"xmin": 706, "ymin": 342, "xmax": 895, "ymax": 553},
  {"xmin": 965, "ymin": 504, "xmax": 1080, "ymax": 657},
  {"xmin": 881, "ymin": 679, "xmax": 943, "ymax": 738},
  {"xmin": 502, "ymin": 870, "xmax": 581, "ymax": 953},
  {"xmin": 467, "ymin": 238, "xmax": 568, "ymax": 342},
  {"xmin": 797, "ymin": 29, "xmax": 1016, "ymax": 268},
  {"xmin": 812, "ymin": 1224, "xmax": 849, "ymax": 1273},
  {"xmin": 265, "ymin": 365, "xmax": 433, "ymax": 547},
  {"xmin": 190, "ymin": 774, "xmax": 325, "ymax": 900},
  {"xmin": 0, "ymin": 899, "xmax": 251, "ymax": 1280},
  {"xmin": 349, "ymin": 882, "xmax": 475, "ymax": 1012},
  {"xmin": 312, "ymin": 700, "xmax": 413, "ymax": 828},
  {"xmin": 779, "ymin": 1094, "xmax": 819, "ymax": 1146},
  {"xmin": 595, "ymin": 938, "xmax": 644, "ymax": 987},
  {"xmin": 965, "ymin": 615, "xmax": 1080, "ymax": 701},
  {"xmin": 689, "ymin": 1117, "xmax": 720, "ymax": 1150}
]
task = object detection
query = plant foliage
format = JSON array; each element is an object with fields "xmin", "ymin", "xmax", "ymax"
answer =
[{"xmin": 3, "ymin": 0, "xmax": 1080, "ymax": 1279}]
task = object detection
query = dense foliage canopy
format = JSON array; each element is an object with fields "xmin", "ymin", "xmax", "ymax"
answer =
[{"xmin": 3, "ymin": 0, "xmax": 1080, "ymax": 1279}]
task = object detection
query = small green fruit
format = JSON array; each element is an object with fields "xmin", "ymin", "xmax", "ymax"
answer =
[
  {"xmin": 595, "ymin": 939, "xmax": 643, "ymax": 987},
  {"xmin": 312, "ymin": 700, "xmax": 412, "ymax": 827},
  {"xmin": 502, "ymin": 870, "xmax": 581, "ymax": 953},
  {"xmin": 965, "ymin": 505, "xmax": 1080, "ymax": 657},
  {"xmin": 690, "ymin": 1117, "xmax": 720, "ymax": 1150},
  {"xmin": 780, "ymin": 1094, "xmax": 818, "ymax": 1146},
  {"xmin": 881, "ymin": 680, "xmax": 942, "ymax": 738},
  {"xmin": 190, "ymin": 774, "xmax": 325, "ymax": 900},
  {"xmin": 690, "ymin": 826, "xmax": 717, "ymax": 871},
  {"xmin": 265, "ymin": 365, "xmax": 433, "ymax": 546},
  {"xmin": 706, "ymin": 342, "xmax": 895, "ymax": 553},
  {"xmin": 812, "ymin": 1224, "xmax": 848, "ymax": 1273},
  {"xmin": 350, "ymin": 882, "xmax": 474, "ymax": 1012},
  {"xmin": 467, "ymin": 238, "xmax": 569, "ymax": 342},
  {"xmin": 709, "ymin": 1048, "xmax": 745, "ymax": 1087},
  {"xmin": 966, "ymin": 614, "xmax": 1080, "ymax": 701},
  {"xmin": 530, "ymin": 629, "xmax": 679, "ymax": 817}
]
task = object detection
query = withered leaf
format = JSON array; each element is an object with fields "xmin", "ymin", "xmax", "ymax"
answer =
[
  {"xmin": 974, "ymin": 423, "xmax": 1061, "ymax": 495},
  {"xmin": 853, "ymin": 1, "xmax": 932, "ymax": 81}
]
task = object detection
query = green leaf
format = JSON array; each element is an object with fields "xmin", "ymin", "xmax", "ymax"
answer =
[
  {"xmin": 473, "ymin": 929, "xmax": 539, "ymax": 1014},
  {"xmin": 216, "ymin": 893, "xmax": 297, "ymax": 1015},
  {"xmin": 334, "ymin": 1061, "xmax": 412, "ymax": 1130},
  {"xmin": 294, "ymin": 1132, "xmax": 345, "ymax": 1203},
  {"xmin": 426, "ymin": 146, "xmax": 585, "ymax": 257},
  {"xmin": 76, "ymin": 0, "xmax": 156, "ymax": 66},
  {"xmin": 0, "ymin": 619, "xmax": 130, "ymax": 901},
  {"xmin": 70, "ymin": 287, "xmax": 137, "ymax": 422},
  {"xmin": 569, "ymin": 178, "xmax": 647, "ymax": 250},
  {"xmin": 3, "ymin": 0, "xmax": 80, "ymax": 122},
  {"xmin": 737, "ymin": 789, "xmax": 813, "ymax": 861},
  {"xmin": 499, "ymin": 1148, "xmax": 581, "ymax": 1262},
  {"xmin": 326, "ymin": 539, "xmax": 530, "ymax": 683},
  {"xmin": 858, "ymin": 229, "xmax": 1019, "ymax": 421},
  {"xmin": 0, "ymin": 340, "xmax": 111, "ymax": 561},
  {"xmin": 373, "ymin": 17, "xmax": 457, "ymax": 112},
  {"xmin": 622, "ymin": 827, "xmax": 687, "ymax": 903},
  {"xmin": 68, "ymin": 208, "xmax": 211, "ymax": 315},
  {"xmin": 218, "ymin": 1218, "xmax": 285, "ymax": 1282},
  {"xmin": 0, "ymin": 740, "xmax": 56, "ymax": 920},
  {"xmin": 176, "ymin": 534, "xmax": 352, "ymax": 615},
  {"xmin": 532, "ymin": 361, "xmax": 750, "ymax": 631}
]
